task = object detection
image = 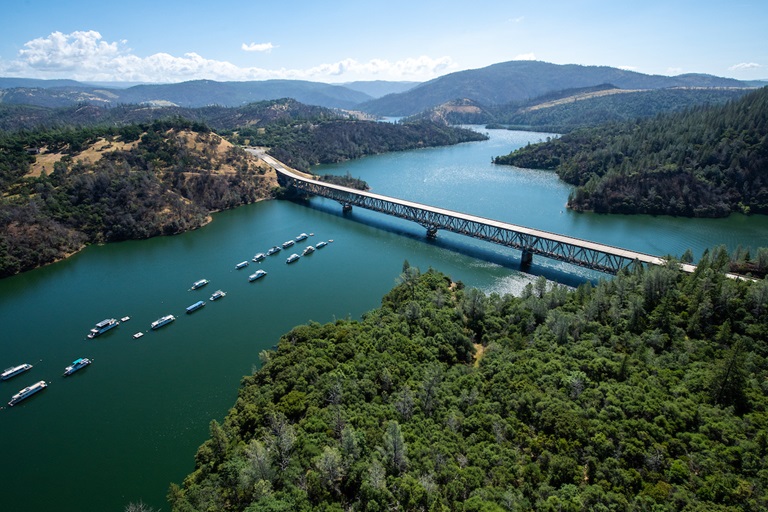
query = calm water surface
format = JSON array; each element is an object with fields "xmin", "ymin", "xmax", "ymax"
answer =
[{"xmin": 1, "ymin": 128, "xmax": 766, "ymax": 511}]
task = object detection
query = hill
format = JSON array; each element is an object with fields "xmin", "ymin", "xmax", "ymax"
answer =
[
  {"xmin": 170, "ymin": 261, "xmax": 768, "ymax": 511},
  {"xmin": 0, "ymin": 119, "xmax": 276, "ymax": 277},
  {"xmin": 359, "ymin": 60, "xmax": 748, "ymax": 116},
  {"xmin": 0, "ymin": 78, "xmax": 375, "ymax": 110},
  {"xmin": 341, "ymin": 80, "xmax": 419, "ymax": 99},
  {"xmin": 493, "ymin": 86, "xmax": 768, "ymax": 217}
]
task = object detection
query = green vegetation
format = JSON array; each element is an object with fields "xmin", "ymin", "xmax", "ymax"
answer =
[
  {"xmin": 228, "ymin": 118, "xmax": 488, "ymax": 173},
  {"xmin": 494, "ymin": 87, "xmax": 768, "ymax": 217},
  {"xmin": 0, "ymin": 118, "xmax": 274, "ymax": 278},
  {"xmin": 171, "ymin": 253, "xmax": 768, "ymax": 511}
]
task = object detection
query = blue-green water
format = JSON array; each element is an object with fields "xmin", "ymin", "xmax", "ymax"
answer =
[{"xmin": 1, "ymin": 128, "xmax": 766, "ymax": 511}]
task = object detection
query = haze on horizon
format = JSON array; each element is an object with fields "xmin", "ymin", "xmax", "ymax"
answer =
[{"xmin": 0, "ymin": 0, "xmax": 765, "ymax": 85}]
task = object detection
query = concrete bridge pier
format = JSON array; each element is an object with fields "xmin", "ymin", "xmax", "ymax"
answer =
[
  {"xmin": 520, "ymin": 249, "xmax": 533, "ymax": 266},
  {"xmin": 426, "ymin": 226, "xmax": 438, "ymax": 239}
]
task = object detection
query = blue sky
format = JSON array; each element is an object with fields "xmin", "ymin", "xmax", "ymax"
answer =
[{"xmin": 1, "ymin": 0, "xmax": 765, "ymax": 84}]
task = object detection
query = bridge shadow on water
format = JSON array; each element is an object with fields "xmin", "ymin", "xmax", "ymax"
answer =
[{"xmin": 294, "ymin": 198, "xmax": 605, "ymax": 289}]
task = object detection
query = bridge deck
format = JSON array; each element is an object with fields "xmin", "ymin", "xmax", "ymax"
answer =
[{"xmin": 253, "ymin": 149, "xmax": 698, "ymax": 275}]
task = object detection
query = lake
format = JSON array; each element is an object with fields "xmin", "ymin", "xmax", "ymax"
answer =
[{"xmin": 1, "ymin": 128, "xmax": 766, "ymax": 511}]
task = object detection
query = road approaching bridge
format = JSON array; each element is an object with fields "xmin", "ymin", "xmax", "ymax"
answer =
[{"xmin": 250, "ymin": 149, "xmax": 696, "ymax": 275}]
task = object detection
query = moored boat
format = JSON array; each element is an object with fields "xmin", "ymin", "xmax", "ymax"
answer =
[
  {"xmin": 192, "ymin": 279, "xmax": 209, "ymax": 289},
  {"xmin": 235, "ymin": 261, "xmax": 249, "ymax": 269},
  {"xmin": 249, "ymin": 269, "xmax": 267, "ymax": 281},
  {"xmin": 210, "ymin": 290, "xmax": 226, "ymax": 301},
  {"xmin": 121, "ymin": 316, "xmax": 131, "ymax": 322},
  {"xmin": 316, "ymin": 241, "xmax": 328, "ymax": 249},
  {"xmin": 87, "ymin": 318, "xmax": 119, "ymax": 339},
  {"xmin": 8, "ymin": 380, "xmax": 47, "ymax": 406},
  {"xmin": 302, "ymin": 245, "xmax": 315, "ymax": 255},
  {"xmin": 266, "ymin": 246, "xmax": 282, "ymax": 256},
  {"xmin": 1, "ymin": 363, "xmax": 33, "ymax": 381},
  {"xmin": 186, "ymin": 300, "xmax": 206, "ymax": 313},
  {"xmin": 286, "ymin": 253, "xmax": 300, "ymax": 264},
  {"xmin": 133, "ymin": 332, "xmax": 144, "ymax": 339},
  {"xmin": 151, "ymin": 314, "xmax": 175, "ymax": 330},
  {"xmin": 253, "ymin": 253, "xmax": 266, "ymax": 262},
  {"xmin": 295, "ymin": 233, "xmax": 309, "ymax": 242},
  {"xmin": 282, "ymin": 240, "xmax": 295, "ymax": 249},
  {"xmin": 63, "ymin": 357, "xmax": 92, "ymax": 377}
]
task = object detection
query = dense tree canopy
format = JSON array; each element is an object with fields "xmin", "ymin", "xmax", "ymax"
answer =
[
  {"xmin": 493, "ymin": 87, "xmax": 768, "ymax": 217},
  {"xmin": 171, "ymin": 252, "xmax": 768, "ymax": 511}
]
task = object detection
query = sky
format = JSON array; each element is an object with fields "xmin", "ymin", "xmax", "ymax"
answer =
[{"xmin": 1, "ymin": 0, "xmax": 766, "ymax": 84}]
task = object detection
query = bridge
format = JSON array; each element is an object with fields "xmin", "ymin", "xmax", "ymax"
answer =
[{"xmin": 250, "ymin": 149, "xmax": 694, "ymax": 275}]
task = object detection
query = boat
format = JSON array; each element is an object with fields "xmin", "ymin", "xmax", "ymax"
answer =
[
  {"xmin": 286, "ymin": 253, "xmax": 300, "ymax": 264},
  {"xmin": 8, "ymin": 380, "xmax": 47, "ymax": 407},
  {"xmin": 150, "ymin": 314, "xmax": 175, "ymax": 330},
  {"xmin": 1, "ymin": 363, "xmax": 33, "ymax": 381},
  {"xmin": 249, "ymin": 269, "xmax": 267, "ymax": 281},
  {"xmin": 191, "ymin": 279, "xmax": 209, "ymax": 289},
  {"xmin": 121, "ymin": 316, "xmax": 131, "ymax": 322},
  {"xmin": 253, "ymin": 253, "xmax": 266, "ymax": 262},
  {"xmin": 133, "ymin": 332, "xmax": 144, "ymax": 340},
  {"xmin": 302, "ymin": 245, "xmax": 315, "ymax": 255},
  {"xmin": 63, "ymin": 357, "xmax": 92, "ymax": 377},
  {"xmin": 295, "ymin": 233, "xmax": 309, "ymax": 242},
  {"xmin": 186, "ymin": 300, "xmax": 206, "ymax": 313},
  {"xmin": 87, "ymin": 318, "xmax": 119, "ymax": 339},
  {"xmin": 235, "ymin": 261, "xmax": 249, "ymax": 269},
  {"xmin": 266, "ymin": 246, "xmax": 282, "ymax": 256},
  {"xmin": 316, "ymin": 241, "xmax": 328, "ymax": 249},
  {"xmin": 282, "ymin": 240, "xmax": 295, "ymax": 249},
  {"xmin": 210, "ymin": 290, "xmax": 226, "ymax": 301}
]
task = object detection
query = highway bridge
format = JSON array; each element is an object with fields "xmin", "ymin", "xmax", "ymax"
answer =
[{"xmin": 250, "ymin": 149, "xmax": 695, "ymax": 275}]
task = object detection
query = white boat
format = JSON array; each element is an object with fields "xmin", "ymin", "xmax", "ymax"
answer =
[
  {"xmin": 282, "ymin": 240, "xmax": 295, "ymax": 249},
  {"xmin": 249, "ymin": 269, "xmax": 267, "ymax": 281},
  {"xmin": 266, "ymin": 246, "xmax": 282, "ymax": 256},
  {"xmin": 302, "ymin": 245, "xmax": 315, "ymax": 255},
  {"xmin": 63, "ymin": 358, "xmax": 92, "ymax": 377},
  {"xmin": 286, "ymin": 253, "xmax": 300, "ymax": 264},
  {"xmin": 191, "ymin": 279, "xmax": 209, "ymax": 289},
  {"xmin": 253, "ymin": 253, "xmax": 266, "ymax": 262},
  {"xmin": 295, "ymin": 233, "xmax": 309, "ymax": 242},
  {"xmin": 186, "ymin": 300, "xmax": 206, "ymax": 313},
  {"xmin": 210, "ymin": 290, "xmax": 226, "ymax": 301},
  {"xmin": 316, "ymin": 241, "xmax": 328, "ymax": 249},
  {"xmin": 1, "ymin": 363, "xmax": 33, "ymax": 381},
  {"xmin": 151, "ymin": 314, "xmax": 175, "ymax": 330},
  {"xmin": 235, "ymin": 261, "xmax": 249, "ymax": 269},
  {"xmin": 87, "ymin": 318, "xmax": 119, "ymax": 339},
  {"xmin": 121, "ymin": 316, "xmax": 131, "ymax": 322},
  {"xmin": 133, "ymin": 332, "xmax": 144, "ymax": 340},
  {"xmin": 8, "ymin": 380, "xmax": 47, "ymax": 406}
]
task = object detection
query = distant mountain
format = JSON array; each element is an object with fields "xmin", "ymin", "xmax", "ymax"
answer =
[
  {"xmin": 0, "ymin": 78, "xmax": 374, "ymax": 110},
  {"xmin": 341, "ymin": 80, "xmax": 419, "ymax": 98},
  {"xmin": 359, "ymin": 60, "xmax": 750, "ymax": 116},
  {"xmin": 410, "ymin": 85, "xmax": 751, "ymax": 132}
]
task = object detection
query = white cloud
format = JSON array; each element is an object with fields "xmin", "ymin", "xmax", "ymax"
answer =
[
  {"xmin": 0, "ymin": 30, "xmax": 456, "ymax": 83},
  {"xmin": 513, "ymin": 53, "xmax": 536, "ymax": 61},
  {"xmin": 729, "ymin": 62, "xmax": 761, "ymax": 71},
  {"xmin": 241, "ymin": 42, "xmax": 275, "ymax": 53},
  {"xmin": 617, "ymin": 65, "xmax": 638, "ymax": 71}
]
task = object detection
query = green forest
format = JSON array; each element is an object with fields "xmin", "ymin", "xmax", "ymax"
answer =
[
  {"xmin": 171, "ymin": 252, "xmax": 768, "ymax": 511},
  {"xmin": 493, "ymin": 87, "xmax": 768, "ymax": 217},
  {"xmin": 0, "ymin": 102, "xmax": 485, "ymax": 278}
]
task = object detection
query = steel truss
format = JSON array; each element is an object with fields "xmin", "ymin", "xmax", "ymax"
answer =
[{"xmin": 280, "ymin": 174, "xmax": 647, "ymax": 274}]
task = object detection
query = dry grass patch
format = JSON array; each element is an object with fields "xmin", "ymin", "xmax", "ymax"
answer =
[{"xmin": 26, "ymin": 137, "xmax": 139, "ymax": 178}]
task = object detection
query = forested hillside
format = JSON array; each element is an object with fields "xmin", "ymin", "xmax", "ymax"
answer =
[
  {"xmin": 230, "ymin": 119, "xmax": 487, "ymax": 172},
  {"xmin": 171, "ymin": 256, "xmax": 768, "ymax": 511},
  {"xmin": 0, "ymin": 118, "xmax": 275, "ymax": 277},
  {"xmin": 494, "ymin": 87, "xmax": 768, "ymax": 217}
]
